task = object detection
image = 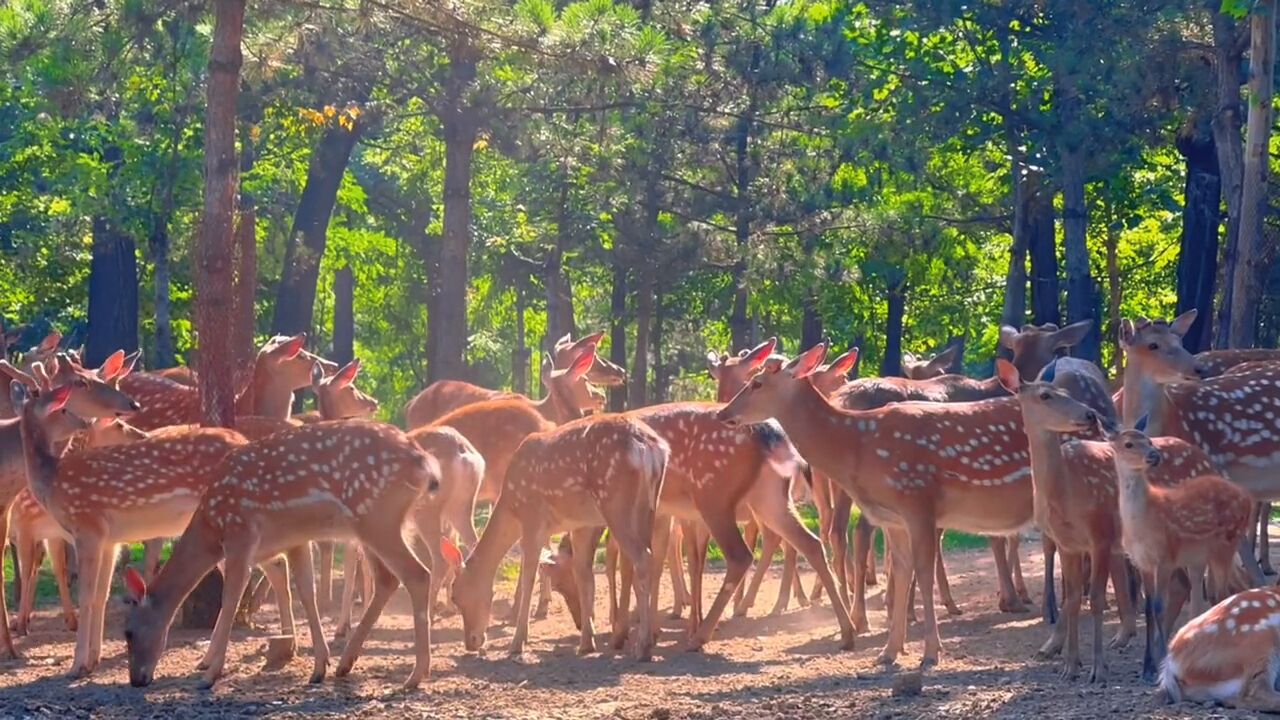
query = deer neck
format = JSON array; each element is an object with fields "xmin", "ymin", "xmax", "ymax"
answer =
[
  {"xmin": 455, "ymin": 497, "xmax": 522, "ymax": 614},
  {"xmin": 249, "ymin": 364, "xmax": 298, "ymax": 421},
  {"xmin": 0, "ymin": 418, "xmax": 28, "ymax": 497},
  {"xmin": 1113, "ymin": 463, "xmax": 1152, "ymax": 526},
  {"xmin": 143, "ymin": 514, "xmax": 224, "ymax": 629},
  {"xmin": 1121, "ymin": 366, "xmax": 1172, "ymax": 436},
  {"xmin": 534, "ymin": 386, "xmax": 579, "ymax": 425},
  {"xmin": 770, "ymin": 381, "xmax": 863, "ymax": 480},
  {"xmin": 15, "ymin": 409, "xmax": 61, "ymax": 507},
  {"xmin": 1023, "ymin": 424, "xmax": 1067, "ymax": 512}
]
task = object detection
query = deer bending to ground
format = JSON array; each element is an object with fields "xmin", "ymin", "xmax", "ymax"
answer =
[
  {"xmin": 1160, "ymin": 587, "xmax": 1280, "ymax": 711},
  {"xmin": 453, "ymin": 412, "xmax": 669, "ymax": 660},
  {"xmin": 1109, "ymin": 426, "xmax": 1252, "ymax": 680},
  {"xmin": 122, "ymin": 421, "xmax": 441, "ymax": 689},
  {"xmin": 0, "ymin": 353, "xmax": 139, "ymax": 660}
]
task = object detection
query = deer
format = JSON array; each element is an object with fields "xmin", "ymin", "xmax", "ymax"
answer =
[
  {"xmin": 716, "ymin": 342, "xmax": 1052, "ymax": 667},
  {"xmin": 0, "ymin": 352, "xmax": 140, "ymax": 660},
  {"xmin": 9, "ymin": 417, "xmax": 149, "ymax": 636},
  {"xmin": 1159, "ymin": 586, "xmax": 1280, "ymax": 710},
  {"xmin": 121, "ymin": 420, "xmax": 441, "ymax": 689},
  {"xmin": 1118, "ymin": 309, "xmax": 1277, "ymax": 587},
  {"xmin": 902, "ymin": 344, "xmax": 960, "ymax": 380},
  {"xmin": 453, "ymin": 407, "xmax": 670, "ymax": 661},
  {"xmin": 403, "ymin": 331, "xmax": 625, "ymax": 429}
]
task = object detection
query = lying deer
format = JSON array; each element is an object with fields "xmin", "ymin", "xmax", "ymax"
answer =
[
  {"xmin": 1160, "ymin": 586, "xmax": 1280, "ymax": 710},
  {"xmin": 1109, "ymin": 425, "xmax": 1252, "ymax": 679},
  {"xmin": 122, "ymin": 421, "xmax": 442, "ymax": 689}
]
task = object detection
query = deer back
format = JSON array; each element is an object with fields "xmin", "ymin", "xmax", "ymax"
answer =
[
  {"xmin": 404, "ymin": 380, "xmax": 507, "ymax": 430},
  {"xmin": 429, "ymin": 397, "xmax": 554, "ymax": 502},
  {"xmin": 1195, "ymin": 349, "xmax": 1280, "ymax": 379}
]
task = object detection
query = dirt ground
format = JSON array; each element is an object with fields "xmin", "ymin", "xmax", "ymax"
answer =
[{"xmin": 0, "ymin": 542, "xmax": 1266, "ymax": 720}]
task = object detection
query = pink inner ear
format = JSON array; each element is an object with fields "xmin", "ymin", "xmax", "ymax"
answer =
[
  {"xmin": 336, "ymin": 363, "xmax": 359, "ymax": 387},
  {"xmin": 570, "ymin": 350, "xmax": 595, "ymax": 379},
  {"xmin": 282, "ymin": 336, "xmax": 305, "ymax": 359},
  {"xmin": 793, "ymin": 345, "xmax": 825, "ymax": 378},
  {"xmin": 833, "ymin": 350, "xmax": 858, "ymax": 373},
  {"xmin": 124, "ymin": 566, "xmax": 147, "ymax": 600},
  {"xmin": 46, "ymin": 385, "xmax": 73, "ymax": 413},
  {"xmin": 99, "ymin": 350, "xmax": 124, "ymax": 380}
]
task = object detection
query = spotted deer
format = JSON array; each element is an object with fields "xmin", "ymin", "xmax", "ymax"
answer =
[
  {"xmin": 9, "ymin": 417, "xmax": 149, "ymax": 635},
  {"xmin": 403, "ymin": 331, "xmax": 625, "ymax": 429},
  {"xmin": 1108, "ymin": 426, "xmax": 1252, "ymax": 678},
  {"xmin": 1119, "ymin": 310, "xmax": 1276, "ymax": 587},
  {"xmin": 0, "ymin": 353, "xmax": 139, "ymax": 660},
  {"xmin": 1160, "ymin": 587, "xmax": 1280, "ymax": 710},
  {"xmin": 122, "ymin": 421, "xmax": 441, "ymax": 689},
  {"xmin": 453, "ymin": 412, "xmax": 669, "ymax": 660},
  {"xmin": 902, "ymin": 344, "xmax": 961, "ymax": 380},
  {"xmin": 717, "ymin": 343, "xmax": 1046, "ymax": 666}
]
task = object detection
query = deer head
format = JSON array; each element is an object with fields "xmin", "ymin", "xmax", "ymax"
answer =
[
  {"xmin": 553, "ymin": 331, "xmax": 627, "ymax": 387},
  {"xmin": 706, "ymin": 337, "xmax": 779, "ymax": 402},
  {"xmin": 10, "ymin": 382, "xmax": 89, "ymax": 445},
  {"xmin": 121, "ymin": 566, "xmax": 165, "ymax": 687},
  {"xmin": 999, "ymin": 320, "xmax": 1092, "ymax": 381},
  {"xmin": 717, "ymin": 342, "xmax": 827, "ymax": 427},
  {"xmin": 996, "ymin": 358, "xmax": 1102, "ymax": 434},
  {"xmin": 1119, "ymin": 311, "xmax": 1203, "ymax": 384},
  {"xmin": 540, "ymin": 339, "xmax": 600, "ymax": 420},
  {"xmin": 311, "ymin": 359, "xmax": 379, "ymax": 420},
  {"xmin": 9, "ymin": 352, "xmax": 139, "ymax": 419},
  {"xmin": 902, "ymin": 344, "xmax": 959, "ymax": 380},
  {"xmin": 1108, "ymin": 427, "xmax": 1163, "ymax": 473}
]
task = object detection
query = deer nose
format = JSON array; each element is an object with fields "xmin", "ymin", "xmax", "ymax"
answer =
[
  {"xmin": 1146, "ymin": 451, "xmax": 1161, "ymax": 467},
  {"xmin": 1193, "ymin": 364, "xmax": 1209, "ymax": 378},
  {"xmin": 128, "ymin": 400, "xmax": 142, "ymax": 412},
  {"xmin": 1085, "ymin": 411, "xmax": 1096, "ymax": 423}
]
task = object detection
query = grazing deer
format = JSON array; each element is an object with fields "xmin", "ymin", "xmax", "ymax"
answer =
[
  {"xmin": 453, "ymin": 412, "xmax": 669, "ymax": 660},
  {"xmin": 1108, "ymin": 426, "xmax": 1252, "ymax": 679},
  {"xmin": 717, "ymin": 343, "xmax": 1044, "ymax": 667},
  {"xmin": 9, "ymin": 417, "xmax": 149, "ymax": 636},
  {"xmin": 0, "ymin": 353, "xmax": 139, "ymax": 660},
  {"xmin": 403, "ymin": 331, "xmax": 625, "ymax": 429},
  {"xmin": 1118, "ymin": 310, "xmax": 1275, "ymax": 586},
  {"xmin": 1160, "ymin": 586, "xmax": 1280, "ymax": 710},
  {"xmin": 122, "ymin": 421, "xmax": 441, "ymax": 689}
]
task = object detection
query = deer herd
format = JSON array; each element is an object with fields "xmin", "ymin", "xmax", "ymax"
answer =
[{"xmin": 1, "ymin": 316, "xmax": 1280, "ymax": 708}]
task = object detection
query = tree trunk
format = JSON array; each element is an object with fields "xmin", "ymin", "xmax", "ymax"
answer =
[
  {"xmin": 800, "ymin": 233, "xmax": 824, "ymax": 350},
  {"xmin": 545, "ymin": 181, "xmax": 576, "ymax": 347},
  {"xmin": 185, "ymin": 0, "xmax": 244, "ymax": 630},
  {"xmin": 881, "ymin": 276, "xmax": 906, "ymax": 377},
  {"xmin": 1176, "ymin": 113, "xmax": 1222, "ymax": 353},
  {"xmin": 1025, "ymin": 169, "xmax": 1059, "ymax": 328},
  {"xmin": 630, "ymin": 268, "xmax": 653, "ymax": 409},
  {"xmin": 608, "ymin": 261, "xmax": 627, "ymax": 412},
  {"xmin": 513, "ymin": 283, "xmax": 528, "ymax": 395},
  {"xmin": 86, "ymin": 213, "xmax": 140, "ymax": 367},
  {"xmin": 233, "ymin": 119, "xmax": 258, "ymax": 370},
  {"xmin": 1228, "ymin": 0, "xmax": 1277, "ymax": 348},
  {"xmin": 1061, "ymin": 149, "xmax": 1100, "ymax": 362},
  {"xmin": 1213, "ymin": 9, "xmax": 1247, "ymax": 348},
  {"xmin": 1105, "ymin": 204, "xmax": 1124, "ymax": 376},
  {"xmin": 150, "ymin": 220, "xmax": 175, "ymax": 368},
  {"xmin": 333, "ymin": 265, "xmax": 354, "ymax": 366},
  {"xmin": 271, "ymin": 123, "xmax": 362, "ymax": 338},
  {"xmin": 652, "ymin": 291, "xmax": 668, "ymax": 403},
  {"xmin": 1001, "ymin": 156, "xmax": 1030, "ymax": 337},
  {"xmin": 728, "ymin": 71, "xmax": 759, "ymax": 352}
]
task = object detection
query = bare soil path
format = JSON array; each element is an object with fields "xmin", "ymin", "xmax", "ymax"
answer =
[{"xmin": 0, "ymin": 545, "xmax": 1263, "ymax": 719}]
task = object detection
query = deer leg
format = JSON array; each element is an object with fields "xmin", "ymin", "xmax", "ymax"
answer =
[
  {"xmin": 827, "ymin": 483, "xmax": 852, "ymax": 606},
  {"xmin": 1187, "ymin": 563, "xmax": 1209, "ymax": 617},
  {"xmin": 342, "ymin": 535, "xmax": 433, "ymax": 690},
  {"xmin": 849, "ymin": 511, "xmax": 870, "ymax": 634},
  {"xmin": 334, "ymin": 544, "xmax": 361, "ymax": 638},
  {"xmin": 790, "ymin": 547, "xmax": 810, "ymax": 608},
  {"xmin": 935, "ymin": 531, "xmax": 961, "ymax": 616},
  {"xmin": 1087, "ymin": 544, "xmax": 1111, "ymax": 683},
  {"xmin": 198, "ymin": 537, "xmax": 256, "ymax": 689},
  {"xmin": 1238, "ymin": 536, "xmax": 1267, "ymax": 587},
  {"xmin": 990, "ymin": 536, "xmax": 1027, "ymax": 613},
  {"xmin": 315, "ymin": 541, "xmax": 335, "ymax": 611},
  {"xmin": 687, "ymin": 505, "xmax": 752, "ymax": 651},
  {"xmin": 749, "ymin": 488, "xmax": 855, "ymax": 650},
  {"xmin": 643, "ymin": 516, "xmax": 673, "ymax": 652},
  {"xmin": 682, "ymin": 520, "xmax": 707, "ymax": 638},
  {"xmin": 1260, "ymin": 503, "xmax": 1274, "ymax": 575},
  {"xmin": 1235, "ymin": 669, "xmax": 1280, "ymax": 712},
  {"xmin": 13, "ymin": 529, "xmax": 40, "ymax": 636},
  {"xmin": 0, "ymin": 503, "xmax": 17, "ymax": 659},
  {"xmin": 605, "ymin": 538, "xmax": 620, "ymax": 631},
  {"xmin": 666, "ymin": 524, "xmax": 687, "ymax": 619},
  {"xmin": 285, "ymin": 545, "xmax": 330, "ymax": 684},
  {"xmin": 605, "ymin": 485, "xmax": 660, "ymax": 662},
  {"xmin": 909, "ymin": 518, "xmax": 942, "ymax": 667},
  {"xmin": 734, "ymin": 520, "xmax": 761, "ymax": 613},
  {"xmin": 1008, "ymin": 535, "xmax": 1030, "ymax": 604},
  {"xmin": 141, "ymin": 539, "xmax": 164, "ymax": 582},
  {"xmin": 879, "ymin": 526, "xmax": 913, "ymax": 666},
  {"xmin": 1043, "ymin": 535, "xmax": 1059, "ymax": 625},
  {"xmin": 568, "ymin": 527, "xmax": 604, "ymax": 655},
  {"xmin": 615, "ymin": 541, "xmax": 635, "ymax": 645},
  {"xmin": 1108, "ymin": 553, "xmax": 1136, "ymax": 650},
  {"xmin": 260, "ymin": 556, "xmax": 297, "ymax": 659},
  {"xmin": 68, "ymin": 535, "xmax": 111, "ymax": 678},
  {"xmin": 1057, "ymin": 551, "xmax": 1082, "ymax": 680},
  {"xmin": 808, "ymin": 473, "xmax": 833, "ymax": 605},
  {"xmin": 507, "ymin": 527, "xmax": 546, "ymax": 659},
  {"xmin": 48, "ymin": 538, "xmax": 77, "ymax": 633}
]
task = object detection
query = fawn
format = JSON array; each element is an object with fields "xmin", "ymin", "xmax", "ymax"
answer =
[
  {"xmin": 122, "ymin": 420, "xmax": 442, "ymax": 689},
  {"xmin": 1108, "ymin": 425, "xmax": 1252, "ymax": 677},
  {"xmin": 1160, "ymin": 587, "xmax": 1280, "ymax": 710}
]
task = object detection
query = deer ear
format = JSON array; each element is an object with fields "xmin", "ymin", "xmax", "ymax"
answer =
[
  {"xmin": 98, "ymin": 350, "xmax": 126, "ymax": 380},
  {"xmin": 1052, "ymin": 320, "xmax": 1092, "ymax": 350},
  {"xmin": 706, "ymin": 351, "xmax": 722, "ymax": 380},
  {"xmin": 1169, "ymin": 309, "xmax": 1198, "ymax": 337},
  {"xmin": 0, "ymin": 361, "xmax": 37, "ymax": 389},
  {"xmin": 119, "ymin": 349, "xmax": 142, "ymax": 378},
  {"xmin": 1134, "ymin": 414, "xmax": 1149, "ymax": 433},
  {"xmin": 9, "ymin": 380, "xmax": 29, "ymax": 413},
  {"xmin": 554, "ymin": 332, "xmax": 573, "ymax": 349},
  {"xmin": 30, "ymin": 362, "xmax": 51, "ymax": 391},
  {"xmin": 540, "ymin": 353, "xmax": 555, "ymax": 383},
  {"xmin": 995, "ymin": 358, "xmax": 1021, "ymax": 394},
  {"xmin": 440, "ymin": 537, "xmax": 463, "ymax": 568},
  {"xmin": 124, "ymin": 566, "xmax": 147, "ymax": 603},
  {"xmin": 334, "ymin": 360, "xmax": 360, "ymax": 388},
  {"xmin": 571, "ymin": 332, "xmax": 604, "ymax": 354},
  {"xmin": 566, "ymin": 348, "xmax": 595, "ymax": 381},
  {"xmin": 44, "ymin": 384, "xmax": 73, "ymax": 415},
  {"xmin": 1119, "ymin": 319, "xmax": 1136, "ymax": 347},
  {"xmin": 829, "ymin": 348, "xmax": 859, "ymax": 376},
  {"xmin": 741, "ymin": 338, "xmax": 778, "ymax": 372},
  {"xmin": 280, "ymin": 334, "xmax": 306, "ymax": 359},
  {"xmin": 790, "ymin": 343, "xmax": 827, "ymax": 379},
  {"xmin": 998, "ymin": 325, "xmax": 1019, "ymax": 350},
  {"xmin": 38, "ymin": 331, "xmax": 61, "ymax": 353},
  {"xmin": 927, "ymin": 345, "xmax": 959, "ymax": 374},
  {"xmin": 310, "ymin": 361, "xmax": 326, "ymax": 388},
  {"xmin": 1039, "ymin": 357, "xmax": 1058, "ymax": 383}
]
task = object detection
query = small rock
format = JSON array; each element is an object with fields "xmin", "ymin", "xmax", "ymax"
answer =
[
  {"xmin": 649, "ymin": 708, "xmax": 672, "ymax": 720},
  {"xmin": 891, "ymin": 671, "xmax": 923, "ymax": 697}
]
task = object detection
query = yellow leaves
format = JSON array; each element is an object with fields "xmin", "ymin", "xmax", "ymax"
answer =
[
  {"xmin": 249, "ymin": 124, "xmax": 261, "ymax": 143},
  {"xmin": 297, "ymin": 105, "xmax": 362, "ymax": 132},
  {"xmin": 473, "ymin": 135, "xmax": 489, "ymax": 152}
]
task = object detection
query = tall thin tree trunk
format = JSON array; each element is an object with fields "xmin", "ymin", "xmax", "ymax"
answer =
[
  {"xmin": 1213, "ymin": 9, "xmax": 1247, "ymax": 347},
  {"xmin": 1229, "ymin": 0, "xmax": 1277, "ymax": 348},
  {"xmin": 1061, "ymin": 149, "xmax": 1099, "ymax": 362},
  {"xmin": 728, "ymin": 67, "xmax": 760, "ymax": 352},
  {"xmin": 881, "ymin": 277, "xmax": 906, "ymax": 377},
  {"xmin": 652, "ymin": 291, "xmax": 668, "ymax": 403},
  {"xmin": 1176, "ymin": 113, "xmax": 1222, "ymax": 353},
  {"xmin": 86, "ymin": 213, "xmax": 140, "ymax": 367},
  {"xmin": 271, "ymin": 123, "xmax": 362, "ymax": 337},
  {"xmin": 608, "ymin": 261, "xmax": 627, "ymax": 412},
  {"xmin": 233, "ymin": 118, "xmax": 258, "ymax": 370},
  {"xmin": 1026, "ymin": 170, "xmax": 1060, "ymax": 328},
  {"xmin": 333, "ymin": 265, "xmax": 354, "ymax": 366},
  {"xmin": 184, "ymin": 0, "xmax": 244, "ymax": 630},
  {"xmin": 1105, "ymin": 202, "xmax": 1124, "ymax": 377},
  {"xmin": 800, "ymin": 233, "xmax": 824, "ymax": 350},
  {"xmin": 513, "ymin": 283, "xmax": 528, "ymax": 395},
  {"xmin": 630, "ymin": 268, "xmax": 653, "ymax": 409}
]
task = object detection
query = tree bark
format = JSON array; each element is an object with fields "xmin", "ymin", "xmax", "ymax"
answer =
[
  {"xmin": 1176, "ymin": 113, "xmax": 1222, "ymax": 353},
  {"xmin": 800, "ymin": 233, "xmax": 824, "ymax": 350},
  {"xmin": 271, "ymin": 123, "xmax": 362, "ymax": 338},
  {"xmin": 1213, "ymin": 9, "xmax": 1247, "ymax": 347},
  {"xmin": 185, "ymin": 0, "xmax": 245, "ymax": 630},
  {"xmin": 652, "ymin": 291, "xmax": 669, "ymax": 403},
  {"xmin": 513, "ymin": 283, "xmax": 528, "ymax": 395},
  {"xmin": 608, "ymin": 260, "xmax": 628, "ymax": 412},
  {"xmin": 1105, "ymin": 202, "xmax": 1124, "ymax": 376},
  {"xmin": 881, "ymin": 276, "xmax": 906, "ymax": 377},
  {"xmin": 630, "ymin": 268, "xmax": 653, "ymax": 409},
  {"xmin": 1228, "ymin": 0, "xmax": 1277, "ymax": 348},
  {"xmin": 1001, "ymin": 164, "xmax": 1030, "ymax": 336},
  {"xmin": 86, "ymin": 212, "xmax": 140, "ymax": 368},
  {"xmin": 1025, "ymin": 169, "xmax": 1059, "ymax": 328},
  {"xmin": 728, "ymin": 60, "xmax": 760, "ymax": 352},
  {"xmin": 333, "ymin": 265, "xmax": 354, "ymax": 366},
  {"xmin": 545, "ymin": 180, "xmax": 576, "ymax": 348},
  {"xmin": 233, "ymin": 119, "xmax": 258, "ymax": 370},
  {"xmin": 1061, "ymin": 149, "xmax": 1099, "ymax": 362}
]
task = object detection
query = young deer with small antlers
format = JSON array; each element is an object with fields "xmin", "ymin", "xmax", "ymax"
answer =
[
  {"xmin": 122, "ymin": 421, "xmax": 441, "ymax": 689},
  {"xmin": 1109, "ymin": 426, "xmax": 1252, "ymax": 678},
  {"xmin": 453, "ymin": 408, "xmax": 669, "ymax": 660},
  {"xmin": 1160, "ymin": 586, "xmax": 1280, "ymax": 710}
]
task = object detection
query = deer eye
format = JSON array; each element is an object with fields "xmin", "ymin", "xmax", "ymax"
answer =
[
  {"xmin": 1147, "ymin": 342, "xmax": 1158, "ymax": 351},
  {"xmin": 750, "ymin": 380, "xmax": 762, "ymax": 390},
  {"xmin": 1039, "ymin": 392, "xmax": 1051, "ymax": 401},
  {"xmin": 1124, "ymin": 442, "xmax": 1133, "ymax": 449}
]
